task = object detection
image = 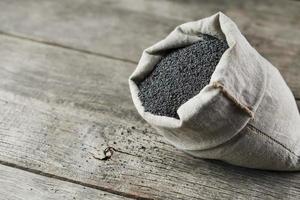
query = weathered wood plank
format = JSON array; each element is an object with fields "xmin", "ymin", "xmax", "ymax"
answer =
[
  {"xmin": 0, "ymin": 0, "xmax": 299, "ymax": 98},
  {"xmin": 0, "ymin": 0, "xmax": 299, "ymax": 59},
  {"xmin": 0, "ymin": 0, "xmax": 178, "ymax": 63},
  {"xmin": 0, "ymin": 165, "xmax": 129, "ymax": 200},
  {"xmin": 0, "ymin": 35, "xmax": 300, "ymax": 200}
]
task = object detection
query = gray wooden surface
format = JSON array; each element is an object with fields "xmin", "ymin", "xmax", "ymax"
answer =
[
  {"xmin": 0, "ymin": 165, "xmax": 129, "ymax": 200},
  {"xmin": 0, "ymin": 0, "xmax": 299, "ymax": 200}
]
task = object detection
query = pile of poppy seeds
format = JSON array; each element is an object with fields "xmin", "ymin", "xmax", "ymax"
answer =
[{"xmin": 138, "ymin": 34, "xmax": 229, "ymax": 119}]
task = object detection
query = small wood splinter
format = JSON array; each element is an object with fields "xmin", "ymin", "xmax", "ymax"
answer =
[
  {"xmin": 101, "ymin": 146, "xmax": 116, "ymax": 160},
  {"xmin": 91, "ymin": 146, "xmax": 116, "ymax": 161},
  {"xmin": 92, "ymin": 147, "xmax": 117, "ymax": 160}
]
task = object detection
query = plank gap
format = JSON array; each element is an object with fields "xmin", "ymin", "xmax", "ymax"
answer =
[
  {"xmin": 0, "ymin": 160, "xmax": 153, "ymax": 200},
  {"xmin": 0, "ymin": 31, "xmax": 137, "ymax": 65}
]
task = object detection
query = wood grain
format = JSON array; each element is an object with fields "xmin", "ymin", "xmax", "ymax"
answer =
[
  {"xmin": 0, "ymin": 35, "xmax": 300, "ymax": 200},
  {"xmin": 0, "ymin": 165, "xmax": 129, "ymax": 200},
  {"xmin": 0, "ymin": 0, "xmax": 299, "ymax": 98}
]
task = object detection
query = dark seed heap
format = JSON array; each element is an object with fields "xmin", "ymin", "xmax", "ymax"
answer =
[{"xmin": 138, "ymin": 34, "xmax": 228, "ymax": 119}]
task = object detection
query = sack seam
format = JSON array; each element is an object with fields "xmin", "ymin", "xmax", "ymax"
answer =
[
  {"xmin": 212, "ymin": 81, "xmax": 254, "ymax": 118},
  {"xmin": 247, "ymin": 124, "xmax": 299, "ymax": 158}
]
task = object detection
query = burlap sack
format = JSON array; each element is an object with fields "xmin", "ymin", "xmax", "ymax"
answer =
[{"xmin": 129, "ymin": 12, "xmax": 300, "ymax": 171}]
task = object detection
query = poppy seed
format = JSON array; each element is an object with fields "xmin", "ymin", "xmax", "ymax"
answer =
[{"xmin": 138, "ymin": 34, "xmax": 228, "ymax": 119}]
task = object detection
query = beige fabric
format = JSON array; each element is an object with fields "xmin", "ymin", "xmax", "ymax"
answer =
[{"xmin": 129, "ymin": 12, "xmax": 300, "ymax": 171}]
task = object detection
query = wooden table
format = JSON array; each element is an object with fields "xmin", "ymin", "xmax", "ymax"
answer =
[{"xmin": 0, "ymin": 0, "xmax": 299, "ymax": 199}]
